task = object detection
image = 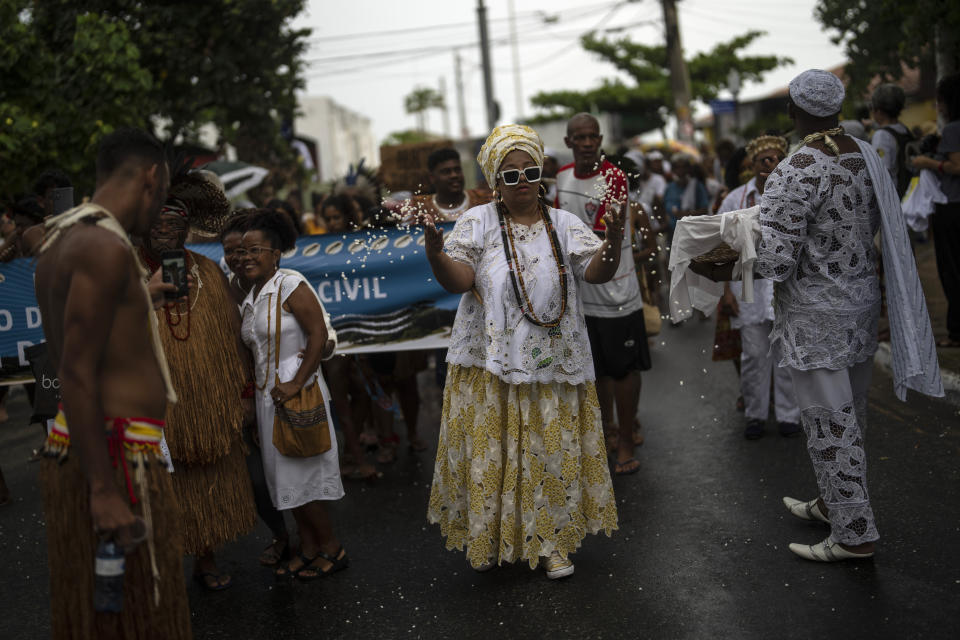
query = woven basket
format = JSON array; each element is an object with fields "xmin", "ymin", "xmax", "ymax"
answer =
[{"xmin": 692, "ymin": 242, "xmax": 739, "ymax": 265}]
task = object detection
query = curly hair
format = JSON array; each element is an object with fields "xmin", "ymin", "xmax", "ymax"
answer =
[
  {"xmin": 220, "ymin": 209, "xmax": 253, "ymax": 242},
  {"xmin": 244, "ymin": 207, "xmax": 298, "ymax": 253}
]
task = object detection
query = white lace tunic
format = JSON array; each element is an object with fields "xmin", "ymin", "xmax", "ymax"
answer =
[
  {"xmin": 756, "ymin": 148, "xmax": 881, "ymax": 370},
  {"xmin": 444, "ymin": 202, "xmax": 602, "ymax": 385}
]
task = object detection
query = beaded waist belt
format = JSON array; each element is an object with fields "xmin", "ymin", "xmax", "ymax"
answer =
[{"xmin": 43, "ymin": 409, "xmax": 166, "ymax": 505}]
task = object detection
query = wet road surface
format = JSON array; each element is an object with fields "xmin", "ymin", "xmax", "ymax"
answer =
[{"xmin": 1, "ymin": 317, "xmax": 958, "ymax": 639}]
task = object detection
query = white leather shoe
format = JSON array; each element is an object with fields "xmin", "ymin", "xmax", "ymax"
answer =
[
  {"xmin": 539, "ymin": 551, "xmax": 574, "ymax": 579},
  {"xmin": 783, "ymin": 496, "xmax": 830, "ymax": 524},
  {"xmin": 788, "ymin": 537, "xmax": 874, "ymax": 562}
]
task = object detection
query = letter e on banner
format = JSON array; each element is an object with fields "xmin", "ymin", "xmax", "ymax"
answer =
[{"xmin": 26, "ymin": 306, "xmax": 42, "ymax": 329}]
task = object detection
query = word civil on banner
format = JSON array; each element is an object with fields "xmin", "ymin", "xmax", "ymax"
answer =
[{"xmin": 0, "ymin": 223, "xmax": 460, "ymax": 384}]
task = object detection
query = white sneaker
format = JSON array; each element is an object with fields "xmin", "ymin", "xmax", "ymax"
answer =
[
  {"xmin": 788, "ymin": 537, "xmax": 874, "ymax": 562},
  {"xmin": 783, "ymin": 496, "xmax": 830, "ymax": 524},
  {"xmin": 539, "ymin": 551, "xmax": 574, "ymax": 579}
]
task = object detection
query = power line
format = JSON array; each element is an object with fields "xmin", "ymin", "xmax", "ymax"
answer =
[
  {"xmin": 305, "ymin": 20, "xmax": 652, "ymax": 75},
  {"xmin": 304, "ymin": 2, "xmax": 624, "ymax": 44}
]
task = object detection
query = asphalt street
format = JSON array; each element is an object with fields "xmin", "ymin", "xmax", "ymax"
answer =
[{"xmin": 1, "ymin": 316, "xmax": 958, "ymax": 639}]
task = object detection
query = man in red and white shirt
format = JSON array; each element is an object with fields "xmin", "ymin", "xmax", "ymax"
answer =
[{"xmin": 556, "ymin": 113, "xmax": 650, "ymax": 476}]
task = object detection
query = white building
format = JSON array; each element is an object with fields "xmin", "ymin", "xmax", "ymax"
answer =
[{"xmin": 295, "ymin": 96, "xmax": 379, "ymax": 182}]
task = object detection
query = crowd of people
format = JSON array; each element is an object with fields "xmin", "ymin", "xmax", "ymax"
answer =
[{"xmin": 0, "ymin": 67, "xmax": 956, "ymax": 637}]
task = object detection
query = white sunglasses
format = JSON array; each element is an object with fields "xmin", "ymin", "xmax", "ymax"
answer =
[{"xmin": 499, "ymin": 166, "xmax": 542, "ymax": 186}]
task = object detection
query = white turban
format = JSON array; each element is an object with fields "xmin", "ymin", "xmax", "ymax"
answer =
[
  {"xmin": 789, "ymin": 69, "xmax": 845, "ymax": 117},
  {"xmin": 476, "ymin": 124, "xmax": 544, "ymax": 189}
]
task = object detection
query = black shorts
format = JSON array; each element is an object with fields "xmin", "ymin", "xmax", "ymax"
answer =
[{"xmin": 585, "ymin": 308, "xmax": 652, "ymax": 379}]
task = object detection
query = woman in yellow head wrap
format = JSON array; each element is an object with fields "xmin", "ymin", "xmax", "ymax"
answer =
[{"xmin": 421, "ymin": 124, "xmax": 626, "ymax": 578}]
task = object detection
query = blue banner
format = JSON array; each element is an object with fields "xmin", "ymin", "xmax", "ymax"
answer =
[{"xmin": 0, "ymin": 224, "xmax": 460, "ymax": 381}]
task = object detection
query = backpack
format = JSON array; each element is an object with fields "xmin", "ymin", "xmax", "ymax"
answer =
[{"xmin": 881, "ymin": 125, "xmax": 915, "ymax": 198}]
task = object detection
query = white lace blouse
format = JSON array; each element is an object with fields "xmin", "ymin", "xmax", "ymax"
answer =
[
  {"xmin": 757, "ymin": 148, "xmax": 882, "ymax": 370},
  {"xmin": 444, "ymin": 202, "xmax": 602, "ymax": 385}
]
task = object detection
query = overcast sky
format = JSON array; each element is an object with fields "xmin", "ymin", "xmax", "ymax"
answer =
[{"xmin": 293, "ymin": 0, "xmax": 846, "ymax": 142}]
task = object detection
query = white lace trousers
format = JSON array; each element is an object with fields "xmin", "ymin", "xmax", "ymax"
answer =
[
  {"xmin": 788, "ymin": 359, "xmax": 879, "ymax": 545},
  {"xmin": 739, "ymin": 322, "xmax": 799, "ymax": 423}
]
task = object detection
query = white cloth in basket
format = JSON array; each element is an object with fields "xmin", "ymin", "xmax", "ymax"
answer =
[{"xmin": 668, "ymin": 206, "xmax": 760, "ymax": 323}]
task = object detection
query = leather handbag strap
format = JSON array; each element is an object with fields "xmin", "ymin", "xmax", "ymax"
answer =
[{"xmin": 274, "ymin": 276, "xmax": 284, "ymax": 384}]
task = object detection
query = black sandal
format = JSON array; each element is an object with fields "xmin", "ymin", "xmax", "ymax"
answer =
[
  {"xmin": 295, "ymin": 546, "xmax": 349, "ymax": 581},
  {"xmin": 259, "ymin": 538, "xmax": 290, "ymax": 567},
  {"xmin": 275, "ymin": 552, "xmax": 314, "ymax": 578}
]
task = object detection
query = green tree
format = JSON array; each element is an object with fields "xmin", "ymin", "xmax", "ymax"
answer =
[
  {"xmin": 530, "ymin": 30, "xmax": 791, "ymax": 136},
  {"xmin": 404, "ymin": 87, "xmax": 445, "ymax": 133},
  {"xmin": 0, "ymin": 0, "xmax": 309, "ymax": 197},
  {"xmin": 0, "ymin": 4, "xmax": 154, "ymax": 195},
  {"xmin": 815, "ymin": 0, "xmax": 960, "ymax": 96}
]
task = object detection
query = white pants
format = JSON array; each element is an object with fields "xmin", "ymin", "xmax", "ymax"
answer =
[
  {"xmin": 788, "ymin": 359, "xmax": 879, "ymax": 545},
  {"xmin": 739, "ymin": 322, "xmax": 799, "ymax": 423}
]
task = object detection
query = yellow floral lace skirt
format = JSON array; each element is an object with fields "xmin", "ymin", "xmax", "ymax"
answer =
[{"xmin": 427, "ymin": 364, "xmax": 618, "ymax": 569}]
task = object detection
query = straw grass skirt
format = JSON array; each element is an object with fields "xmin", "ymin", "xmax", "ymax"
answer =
[
  {"xmin": 40, "ymin": 453, "xmax": 192, "ymax": 639},
  {"xmin": 169, "ymin": 438, "xmax": 256, "ymax": 554},
  {"xmin": 428, "ymin": 365, "xmax": 618, "ymax": 569}
]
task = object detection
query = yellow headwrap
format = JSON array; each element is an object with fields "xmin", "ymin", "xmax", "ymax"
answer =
[
  {"xmin": 746, "ymin": 135, "xmax": 788, "ymax": 161},
  {"xmin": 476, "ymin": 124, "xmax": 545, "ymax": 189}
]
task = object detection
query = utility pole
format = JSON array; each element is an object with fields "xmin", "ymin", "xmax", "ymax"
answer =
[
  {"xmin": 454, "ymin": 51, "xmax": 469, "ymax": 139},
  {"xmin": 661, "ymin": 0, "xmax": 693, "ymax": 142},
  {"xmin": 477, "ymin": 0, "xmax": 497, "ymax": 130},
  {"xmin": 507, "ymin": 0, "xmax": 524, "ymax": 120},
  {"xmin": 439, "ymin": 76, "xmax": 451, "ymax": 138}
]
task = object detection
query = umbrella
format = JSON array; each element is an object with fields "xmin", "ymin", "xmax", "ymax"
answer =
[{"xmin": 201, "ymin": 161, "xmax": 269, "ymax": 199}]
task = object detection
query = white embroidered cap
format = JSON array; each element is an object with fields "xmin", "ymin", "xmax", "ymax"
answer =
[{"xmin": 789, "ymin": 69, "xmax": 845, "ymax": 117}]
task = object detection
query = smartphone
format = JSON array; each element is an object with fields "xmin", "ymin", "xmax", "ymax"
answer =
[
  {"xmin": 161, "ymin": 250, "xmax": 188, "ymax": 300},
  {"xmin": 50, "ymin": 187, "xmax": 74, "ymax": 215}
]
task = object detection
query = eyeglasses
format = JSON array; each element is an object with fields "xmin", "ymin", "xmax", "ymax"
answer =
[
  {"xmin": 499, "ymin": 166, "xmax": 542, "ymax": 186},
  {"xmin": 233, "ymin": 246, "xmax": 276, "ymax": 258}
]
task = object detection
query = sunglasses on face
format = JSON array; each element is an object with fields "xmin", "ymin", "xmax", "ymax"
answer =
[{"xmin": 499, "ymin": 166, "xmax": 542, "ymax": 186}]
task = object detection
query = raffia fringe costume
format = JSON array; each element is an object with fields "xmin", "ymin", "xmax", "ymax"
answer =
[
  {"xmin": 38, "ymin": 204, "xmax": 191, "ymax": 640},
  {"xmin": 150, "ymin": 250, "xmax": 256, "ymax": 553}
]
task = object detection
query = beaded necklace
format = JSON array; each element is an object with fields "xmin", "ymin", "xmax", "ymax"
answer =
[{"xmin": 495, "ymin": 199, "xmax": 568, "ymax": 328}]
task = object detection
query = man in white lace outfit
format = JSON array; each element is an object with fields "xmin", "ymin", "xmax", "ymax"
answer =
[{"xmin": 756, "ymin": 70, "xmax": 883, "ymax": 562}]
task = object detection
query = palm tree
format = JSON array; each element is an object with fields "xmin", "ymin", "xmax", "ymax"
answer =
[{"xmin": 404, "ymin": 86, "xmax": 445, "ymax": 132}]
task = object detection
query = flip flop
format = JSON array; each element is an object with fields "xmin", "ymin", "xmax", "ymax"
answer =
[
  {"xmin": 193, "ymin": 570, "xmax": 232, "ymax": 591},
  {"xmin": 614, "ymin": 458, "xmax": 640, "ymax": 475}
]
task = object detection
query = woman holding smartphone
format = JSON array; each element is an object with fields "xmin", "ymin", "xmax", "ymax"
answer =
[{"xmin": 239, "ymin": 208, "xmax": 348, "ymax": 580}]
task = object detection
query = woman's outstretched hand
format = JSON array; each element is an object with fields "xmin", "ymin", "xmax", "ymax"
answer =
[
  {"xmin": 601, "ymin": 199, "xmax": 626, "ymax": 247},
  {"xmin": 418, "ymin": 211, "xmax": 444, "ymax": 259}
]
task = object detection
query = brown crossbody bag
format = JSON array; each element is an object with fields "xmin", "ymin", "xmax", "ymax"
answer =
[{"xmin": 270, "ymin": 278, "xmax": 331, "ymax": 457}]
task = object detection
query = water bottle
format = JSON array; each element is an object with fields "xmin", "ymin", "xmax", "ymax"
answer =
[{"xmin": 93, "ymin": 540, "xmax": 125, "ymax": 612}]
